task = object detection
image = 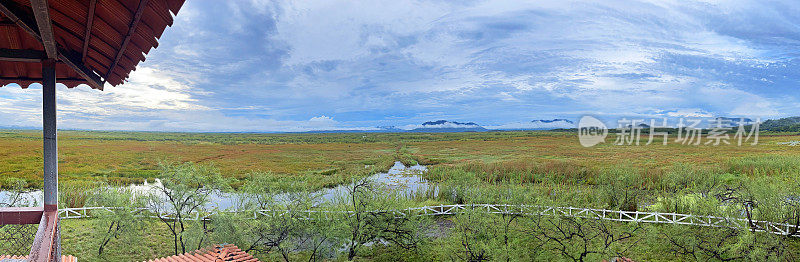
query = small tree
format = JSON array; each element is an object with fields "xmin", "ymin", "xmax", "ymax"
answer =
[
  {"xmin": 338, "ymin": 178, "xmax": 426, "ymax": 260},
  {"xmin": 148, "ymin": 162, "xmax": 229, "ymax": 255},
  {"xmin": 523, "ymin": 215, "xmax": 640, "ymax": 262},
  {"xmin": 449, "ymin": 209, "xmax": 494, "ymax": 261},
  {"xmin": 298, "ymin": 215, "xmax": 341, "ymax": 262},
  {"xmin": 91, "ymin": 187, "xmax": 148, "ymax": 256},
  {"xmin": 656, "ymin": 224, "xmax": 786, "ymax": 261},
  {"xmin": 212, "ymin": 174, "xmax": 321, "ymax": 262}
]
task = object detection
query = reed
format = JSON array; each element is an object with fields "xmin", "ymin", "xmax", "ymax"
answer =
[{"xmin": 59, "ymin": 180, "xmax": 102, "ymax": 208}]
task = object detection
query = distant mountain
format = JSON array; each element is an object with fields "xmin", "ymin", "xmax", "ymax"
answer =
[
  {"xmin": 623, "ymin": 123, "xmax": 650, "ymax": 129},
  {"xmin": 291, "ymin": 119, "xmax": 581, "ymax": 133},
  {"xmin": 301, "ymin": 129, "xmax": 385, "ymax": 133},
  {"xmin": 761, "ymin": 116, "xmax": 800, "ymax": 132},
  {"xmin": 487, "ymin": 119, "xmax": 575, "ymax": 130},
  {"xmin": 535, "ymin": 119, "xmax": 574, "ymax": 124},
  {"xmin": 0, "ymin": 125, "xmax": 38, "ymax": 130},
  {"xmin": 375, "ymin": 126, "xmax": 404, "ymax": 132},
  {"xmin": 408, "ymin": 120, "xmax": 488, "ymax": 132},
  {"xmin": 300, "ymin": 125, "xmax": 404, "ymax": 133},
  {"xmin": 714, "ymin": 117, "xmax": 754, "ymax": 128}
]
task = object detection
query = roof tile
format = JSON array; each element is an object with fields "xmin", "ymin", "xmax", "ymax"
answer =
[
  {"xmin": 145, "ymin": 245, "xmax": 260, "ymax": 262},
  {"xmin": 0, "ymin": 255, "xmax": 77, "ymax": 261},
  {"xmin": 0, "ymin": 0, "xmax": 185, "ymax": 89}
]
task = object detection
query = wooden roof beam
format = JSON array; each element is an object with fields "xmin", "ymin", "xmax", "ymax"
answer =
[
  {"xmin": 0, "ymin": 48, "xmax": 45, "ymax": 62},
  {"xmin": 59, "ymin": 49, "xmax": 103, "ymax": 90},
  {"xmin": 81, "ymin": 0, "xmax": 96, "ymax": 63},
  {"xmin": 0, "ymin": 0, "xmax": 41, "ymax": 41},
  {"xmin": 0, "ymin": 0, "xmax": 104, "ymax": 90},
  {"xmin": 106, "ymin": 0, "xmax": 148, "ymax": 83},
  {"xmin": 29, "ymin": 0, "xmax": 57, "ymax": 58}
]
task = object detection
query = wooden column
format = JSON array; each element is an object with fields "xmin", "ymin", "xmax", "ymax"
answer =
[
  {"xmin": 42, "ymin": 59, "xmax": 57, "ymax": 211},
  {"xmin": 41, "ymin": 58, "xmax": 60, "ymax": 261}
]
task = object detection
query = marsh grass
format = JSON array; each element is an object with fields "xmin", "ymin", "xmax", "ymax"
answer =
[
  {"xmin": 1, "ymin": 130, "xmax": 799, "ymax": 192},
  {"xmin": 728, "ymin": 155, "xmax": 800, "ymax": 177},
  {"xmin": 43, "ymin": 154, "xmax": 800, "ymax": 261},
  {"xmin": 59, "ymin": 180, "xmax": 102, "ymax": 208},
  {"xmin": 4, "ymin": 130, "xmax": 800, "ymax": 259}
]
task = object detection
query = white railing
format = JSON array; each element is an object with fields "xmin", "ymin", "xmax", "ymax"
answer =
[{"xmin": 58, "ymin": 204, "xmax": 800, "ymax": 237}]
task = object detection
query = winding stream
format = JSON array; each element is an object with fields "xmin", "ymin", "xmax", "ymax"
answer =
[{"xmin": 0, "ymin": 161, "xmax": 429, "ymax": 210}]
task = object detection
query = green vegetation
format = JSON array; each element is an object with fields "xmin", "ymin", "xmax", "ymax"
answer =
[
  {"xmin": 147, "ymin": 163, "xmax": 231, "ymax": 255},
  {"xmin": 1, "ymin": 129, "xmax": 798, "ymax": 190},
  {"xmin": 762, "ymin": 116, "xmax": 800, "ymax": 132},
  {"xmin": 48, "ymin": 159, "xmax": 800, "ymax": 261},
  {"xmin": 61, "ymin": 219, "xmax": 173, "ymax": 262},
  {"xmin": 91, "ymin": 188, "xmax": 148, "ymax": 257},
  {"xmin": 2, "ymin": 130, "xmax": 800, "ymax": 260}
]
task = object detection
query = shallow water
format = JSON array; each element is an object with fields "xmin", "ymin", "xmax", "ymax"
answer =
[
  {"xmin": 0, "ymin": 189, "xmax": 41, "ymax": 207},
  {"xmin": 316, "ymin": 161, "xmax": 429, "ymax": 202},
  {"xmin": 0, "ymin": 161, "xmax": 429, "ymax": 210},
  {"xmin": 222, "ymin": 161, "xmax": 429, "ymax": 209}
]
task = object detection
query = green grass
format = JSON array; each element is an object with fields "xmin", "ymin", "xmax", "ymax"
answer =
[
  {"xmin": 4, "ymin": 130, "xmax": 800, "ymax": 260},
  {"xmin": 2, "ymin": 129, "xmax": 799, "ymax": 190},
  {"xmin": 60, "ymin": 219, "xmax": 173, "ymax": 262}
]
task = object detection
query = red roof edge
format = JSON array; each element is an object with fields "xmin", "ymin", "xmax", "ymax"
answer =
[{"xmin": 144, "ymin": 244, "xmax": 260, "ymax": 262}]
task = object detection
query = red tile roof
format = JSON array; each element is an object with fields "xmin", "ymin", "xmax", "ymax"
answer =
[
  {"xmin": 0, "ymin": 0, "xmax": 185, "ymax": 89},
  {"xmin": 144, "ymin": 244, "xmax": 260, "ymax": 262},
  {"xmin": 0, "ymin": 255, "xmax": 77, "ymax": 262}
]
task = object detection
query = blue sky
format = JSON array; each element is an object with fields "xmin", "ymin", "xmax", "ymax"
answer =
[{"xmin": 1, "ymin": 0, "xmax": 799, "ymax": 132}]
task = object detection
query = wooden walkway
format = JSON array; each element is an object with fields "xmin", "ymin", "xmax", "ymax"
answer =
[{"xmin": 58, "ymin": 204, "xmax": 799, "ymax": 237}]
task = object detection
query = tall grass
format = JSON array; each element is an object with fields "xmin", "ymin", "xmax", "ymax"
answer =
[
  {"xmin": 727, "ymin": 155, "xmax": 800, "ymax": 177},
  {"xmin": 425, "ymin": 159, "xmax": 596, "ymax": 185},
  {"xmin": 59, "ymin": 180, "xmax": 102, "ymax": 208},
  {"xmin": 419, "ymin": 157, "xmax": 800, "ymax": 213}
]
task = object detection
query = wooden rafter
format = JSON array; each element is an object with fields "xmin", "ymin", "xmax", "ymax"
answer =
[
  {"xmin": 29, "ymin": 0, "xmax": 56, "ymax": 58},
  {"xmin": 0, "ymin": 0, "xmax": 104, "ymax": 90},
  {"xmin": 59, "ymin": 49, "xmax": 103, "ymax": 90},
  {"xmin": 106, "ymin": 0, "xmax": 148, "ymax": 82},
  {"xmin": 0, "ymin": 77, "xmax": 87, "ymax": 81},
  {"xmin": 81, "ymin": 0, "xmax": 96, "ymax": 63},
  {"xmin": 0, "ymin": 48, "xmax": 45, "ymax": 62},
  {"xmin": 0, "ymin": 0, "xmax": 40, "ymax": 40}
]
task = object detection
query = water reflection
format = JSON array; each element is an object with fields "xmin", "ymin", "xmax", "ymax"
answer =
[{"xmin": 0, "ymin": 161, "xmax": 429, "ymax": 210}]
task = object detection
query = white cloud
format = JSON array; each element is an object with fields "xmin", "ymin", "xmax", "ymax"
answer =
[
  {"xmin": 0, "ymin": 66, "xmax": 209, "ymax": 128},
  {"xmin": 485, "ymin": 119, "xmax": 575, "ymax": 130},
  {"xmin": 2, "ymin": 0, "xmax": 796, "ymax": 132},
  {"xmin": 396, "ymin": 120, "xmax": 480, "ymax": 130},
  {"xmin": 665, "ymin": 108, "xmax": 714, "ymax": 118},
  {"xmin": 273, "ymin": 0, "xmax": 454, "ymax": 65}
]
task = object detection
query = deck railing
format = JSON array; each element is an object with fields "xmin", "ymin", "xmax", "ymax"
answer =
[
  {"xmin": 58, "ymin": 204, "xmax": 800, "ymax": 237},
  {"xmin": 0, "ymin": 207, "xmax": 60, "ymax": 261}
]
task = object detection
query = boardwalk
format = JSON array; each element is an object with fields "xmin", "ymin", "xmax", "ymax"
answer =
[{"xmin": 58, "ymin": 204, "xmax": 799, "ymax": 237}]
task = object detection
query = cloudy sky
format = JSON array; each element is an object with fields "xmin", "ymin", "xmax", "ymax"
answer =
[{"xmin": 1, "ymin": 0, "xmax": 799, "ymax": 132}]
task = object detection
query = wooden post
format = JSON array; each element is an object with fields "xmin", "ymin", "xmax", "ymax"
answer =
[{"xmin": 41, "ymin": 58, "xmax": 60, "ymax": 260}]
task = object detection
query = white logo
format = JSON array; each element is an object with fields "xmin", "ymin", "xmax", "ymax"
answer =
[{"xmin": 578, "ymin": 116, "xmax": 608, "ymax": 147}]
